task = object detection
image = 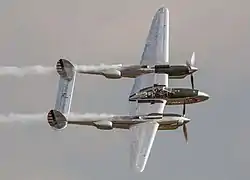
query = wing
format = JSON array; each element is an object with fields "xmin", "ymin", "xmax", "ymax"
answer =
[
  {"xmin": 140, "ymin": 7, "xmax": 169, "ymax": 66},
  {"xmin": 129, "ymin": 6, "xmax": 169, "ymax": 115},
  {"xmin": 129, "ymin": 99, "xmax": 166, "ymax": 172},
  {"xmin": 128, "ymin": 7, "xmax": 170, "ymax": 172},
  {"xmin": 130, "ymin": 121, "xmax": 159, "ymax": 172},
  {"xmin": 130, "ymin": 7, "xmax": 169, "ymax": 96}
]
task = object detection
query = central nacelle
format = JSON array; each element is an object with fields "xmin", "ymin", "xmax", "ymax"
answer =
[{"xmin": 140, "ymin": 113, "xmax": 163, "ymax": 120}]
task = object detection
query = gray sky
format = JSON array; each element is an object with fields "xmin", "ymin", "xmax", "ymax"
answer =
[{"xmin": 0, "ymin": 0, "xmax": 249, "ymax": 179}]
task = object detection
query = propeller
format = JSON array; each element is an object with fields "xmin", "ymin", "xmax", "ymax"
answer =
[
  {"xmin": 186, "ymin": 52, "xmax": 196, "ymax": 89},
  {"xmin": 182, "ymin": 102, "xmax": 188, "ymax": 144},
  {"xmin": 182, "ymin": 101, "xmax": 186, "ymax": 117},
  {"xmin": 183, "ymin": 123, "xmax": 188, "ymax": 143}
]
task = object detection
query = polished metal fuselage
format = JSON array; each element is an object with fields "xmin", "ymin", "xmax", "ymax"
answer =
[{"xmin": 129, "ymin": 85, "xmax": 209, "ymax": 105}]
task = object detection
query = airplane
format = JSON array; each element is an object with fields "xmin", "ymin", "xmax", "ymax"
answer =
[
  {"xmin": 48, "ymin": 7, "xmax": 209, "ymax": 172},
  {"xmin": 56, "ymin": 7, "xmax": 198, "ymax": 89}
]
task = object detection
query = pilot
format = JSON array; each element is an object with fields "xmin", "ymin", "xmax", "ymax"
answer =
[
  {"xmin": 151, "ymin": 89, "xmax": 156, "ymax": 98},
  {"xmin": 147, "ymin": 91, "xmax": 153, "ymax": 98},
  {"xmin": 155, "ymin": 89, "xmax": 162, "ymax": 98},
  {"xmin": 159, "ymin": 89, "xmax": 165, "ymax": 97}
]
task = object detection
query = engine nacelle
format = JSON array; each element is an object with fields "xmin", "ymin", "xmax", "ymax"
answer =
[
  {"xmin": 47, "ymin": 110, "xmax": 68, "ymax": 130},
  {"xmin": 94, "ymin": 120, "xmax": 113, "ymax": 130},
  {"xmin": 102, "ymin": 69, "xmax": 121, "ymax": 79},
  {"xmin": 141, "ymin": 113, "xmax": 163, "ymax": 120},
  {"xmin": 154, "ymin": 64, "xmax": 170, "ymax": 74}
]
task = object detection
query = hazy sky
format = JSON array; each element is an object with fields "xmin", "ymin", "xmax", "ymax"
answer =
[{"xmin": 0, "ymin": 0, "xmax": 249, "ymax": 179}]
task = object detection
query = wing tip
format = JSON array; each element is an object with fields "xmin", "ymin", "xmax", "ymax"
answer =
[
  {"xmin": 136, "ymin": 166, "xmax": 145, "ymax": 173},
  {"xmin": 157, "ymin": 6, "xmax": 169, "ymax": 14},
  {"xmin": 131, "ymin": 164, "xmax": 146, "ymax": 173}
]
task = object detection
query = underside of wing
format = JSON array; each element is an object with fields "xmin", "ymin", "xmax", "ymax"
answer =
[
  {"xmin": 129, "ymin": 100, "xmax": 166, "ymax": 172},
  {"xmin": 140, "ymin": 7, "xmax": 169, "ymax": 66},
  {"xmin": 130, "ymin": 7, "xmax": 169, "ymax": 96},
  {"xmin": 130, "ymin": 121, "xmax": 159, "ymax": 172},
  {"xmin": 129, "ymin": 6, "xmax": 170, "ymax": 114},
  {"xmin": 128, "ymin": 7, "xmax": 170, "ymax": 172},
  {"xmin": 129, "ymin": 99, "xmax": 166, "ymax": 116}
]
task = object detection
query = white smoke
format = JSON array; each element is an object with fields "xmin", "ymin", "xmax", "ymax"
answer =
[
  {"xmin": 0, "ymin": 66, "xmax": 55, "ymax": 77},
  {"xmin": 0, "ymin": 113, "xmax": 115, "ymax": 123},
  {"xmin": 75, "ymin": 64, "xmax": 122, "ymax": 72},
  {"xmin": 0, "ymin": 64, "xmax": 124, "ymax": 76}
]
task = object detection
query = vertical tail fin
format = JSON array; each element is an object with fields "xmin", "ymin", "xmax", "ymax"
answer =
[{"xmin": 54, "ymin": 59, "xmax": 76, "ymax": 116}]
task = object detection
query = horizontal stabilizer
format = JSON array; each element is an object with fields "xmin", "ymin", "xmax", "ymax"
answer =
[
  {"xmin": 47, "ymin": 109, "xmax": 68, "ymax": 130},
  {"xmin": 55, "ymin": 59, "xmax": 76, "ymax": 115}
]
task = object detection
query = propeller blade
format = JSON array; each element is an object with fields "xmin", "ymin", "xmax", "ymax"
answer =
[
  {"xmin": 186, "ymin": 60, "xmax": 191, "ymax": 70},
  {"xmin": 183, "ymin": 124, "xmax": 188, "ymax": 144},
  {"xmin": 182, "ymin": 102, "xmax": 186, "ymax": 116},
  {"xmin": 186, "ymin": 52, "xmax": 196, "ymax": 71},
  {"xmin": 191, "ymin": 74, "xmax": 194, "ymax": 89},
  {"xmin": 190, "ymin": 52, "xmax": 195, "ymax": 66}
]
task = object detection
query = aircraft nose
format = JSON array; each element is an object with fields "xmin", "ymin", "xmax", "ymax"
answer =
[{"xmin": 198, "ymin": 91, "xmax": 210, "ymax": 99}]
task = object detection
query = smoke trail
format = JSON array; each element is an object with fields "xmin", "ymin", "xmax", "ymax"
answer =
[
  {"xmin": 0, "ymin": 113, "xmax": 115, "ymax": 123},
  {"xmin": 0, "ymin": 65, "xmax": 55, "ymax": 77},
  {"xmin": 0, "ymin": 64, "xmax": 124, "ymax": 76},
  {"xmin": 75, "ymin": 64, "xmax": 122, "ymax": 73}
]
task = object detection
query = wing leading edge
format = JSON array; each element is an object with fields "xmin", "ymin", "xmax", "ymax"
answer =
[{"xmin": 129, "ymin": 7, "xmax": 170, "ymax": 172}]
